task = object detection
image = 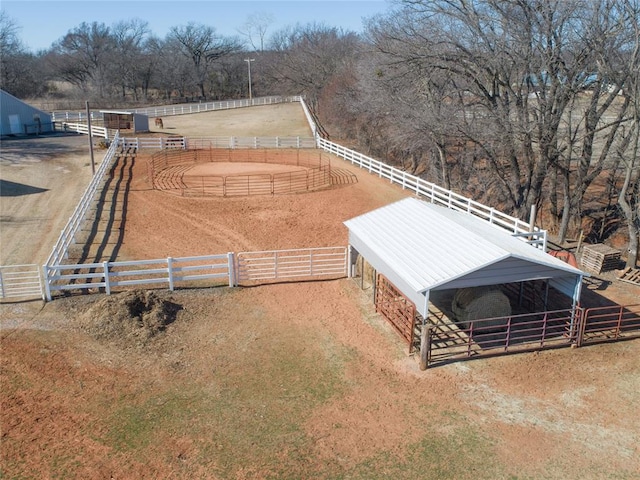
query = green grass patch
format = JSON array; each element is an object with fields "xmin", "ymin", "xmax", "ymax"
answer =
[
  {"xmin": 98, "ymin": 323, "xmax": 349, "ymax": 476},
  {"xmin": 343, "ymin": 422, "xmax": 502, "ymax": 480}
]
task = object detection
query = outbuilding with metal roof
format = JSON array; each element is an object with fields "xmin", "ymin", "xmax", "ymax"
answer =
[{"xmin": 344, "ymin": 197, "xmax": 586, "ymax": 369}]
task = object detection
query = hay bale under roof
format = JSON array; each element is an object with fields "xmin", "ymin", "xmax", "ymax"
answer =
[{"xmin": 451, "ymin": 286, "xmax": 512, "ymax": 330}]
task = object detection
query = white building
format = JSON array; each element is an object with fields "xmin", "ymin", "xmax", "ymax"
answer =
[{"xmin": 0, "ymin": 90, "xmax": 53, "ymax": 136}]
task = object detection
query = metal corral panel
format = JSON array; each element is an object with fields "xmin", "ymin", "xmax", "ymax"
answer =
[
  {"xmin": 344, "ymin": 198, "xmax": 585, "ymax": 316},
  {"xmin": 0, "ymin": 90, "xmax": 52, "ymax": 136}
]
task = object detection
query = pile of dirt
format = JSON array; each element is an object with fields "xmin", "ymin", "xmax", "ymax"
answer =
[{"xmin": 78, "ymin": 290, "xmax": 181, "ymax": 347}]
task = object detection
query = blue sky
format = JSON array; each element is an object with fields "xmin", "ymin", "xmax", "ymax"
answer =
[{"xmin": 1, "ymin": 0, "xmax": 394, "ymax": 52}]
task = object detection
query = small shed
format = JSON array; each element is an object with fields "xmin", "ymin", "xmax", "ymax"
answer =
[
  {"xmin": 344, "ymin": 198, "xmax": 585, "ymax": 318},
  {"xmin": 0, "ymin": 89, "xmax": 53, "ymax": 136},
  {"xmin": 344, "ymin": 198, "xmax": 586, "ymax": 367},
  {"xmin": 100, "ymin": 110, "xmax": 149, "ymax": 133}
]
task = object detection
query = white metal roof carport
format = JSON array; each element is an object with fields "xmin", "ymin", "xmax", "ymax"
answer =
[{"xmin": 344, "ymin": 198, "xmax": 586, "ymax": 319}]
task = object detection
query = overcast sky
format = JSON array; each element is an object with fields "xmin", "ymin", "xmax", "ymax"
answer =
[{"xmin": 1, "ymin": 0, "xmax": 393, "ymax": 52}]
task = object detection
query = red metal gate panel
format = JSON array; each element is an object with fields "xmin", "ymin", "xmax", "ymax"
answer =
[
  {"xmin": 375, "ymin": 274, "xmax": 418, "ymax": 353},
  {"xmin": 578, "ymin": 304, "xmax": 640, "ymax": 346}
]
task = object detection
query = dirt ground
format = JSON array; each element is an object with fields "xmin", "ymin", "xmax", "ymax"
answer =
[
  {"xmin": 1, "ymin": 104, "xmax": 640, "ymax": 479},
  {"xmin": 148, "ymin": 102, "xmax": 314, "ymax": 137},
  {"xmin": 0, "ymin": 133, "xmax": 97, "ymax": 265}
]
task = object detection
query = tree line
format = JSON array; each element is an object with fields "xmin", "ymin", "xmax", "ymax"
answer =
[{"xmin": 1, "ymin": 0, "xmax": 638, "ymax": 267}]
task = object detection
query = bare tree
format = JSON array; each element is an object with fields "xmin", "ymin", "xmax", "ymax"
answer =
[
  {"xmin": 265, "ymin": 23, "xmax": 360, "ymax": 115},
  {"xmin": 49, "ymin": 22, "xmax": 115, "ymax": 97},
  {"xmin": 110, "ymin": 19, "xmax": 150, "ymax": 100},
  {"xmin": 615, "ymin": 0, "xmax": 640, "ymax": 267},
  {"xmin": 166, "ymin": 22, "xmax": 242, "ymax": 99},
  {"xmin": 364, "ymin": 0, "xmax": 639, "ymax": 240},
  {"xmin": 238, "ymin": 11, "xmax": 275, "ymax": 52},
  {"xmin": 0, "ymin": 12, "xmax": 46, "ymax": 97}
]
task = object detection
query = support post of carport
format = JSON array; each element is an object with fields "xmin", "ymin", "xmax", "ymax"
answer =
[{"xmin": 419, "ymin": 291, "xmax": 431, "ymax": 370}]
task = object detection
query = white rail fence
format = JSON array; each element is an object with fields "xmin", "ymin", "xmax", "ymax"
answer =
[
  {"xmin": 316, "ymin": 137, "xmax": 547, "ymax": 249},
  {"xmin": 186, "ymin": 136, "xmax": 317, "ymax": 149},
  {"xmin": 236, "ymin": 247, "xmax": 348, "ymax": 283},
  {"xmin": 50, "ymin": 96, "xmax": 300, "ymax": 122},
  {"xmin": 60, "ymin": 122, "xmax": 111, "ymax": 139},
  {"xmin": 118, "ymin": 136, "xmax": 317, "ymax": 150},
  {"xmin": 40, "ymin": 247, "xmax": 347, "ymax": 300},
  {"xmin": 0, "ymin": 265, "xmax": 45, "ymax": 300},
  {"xmin": 45, "ymin": 132, "xmax": 121, "ymax": 267},
  {"xmin": 44, "ymin": 254, "xmax": 235, "ymax": 300},
  {"xmin": 120, "ymin": 136, "xmax": 186, "ymax": 150}
]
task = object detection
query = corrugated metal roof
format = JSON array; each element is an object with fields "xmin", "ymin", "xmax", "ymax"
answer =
[{"xmin": 344, "ymin": 197, "xmax": 584, "ymax": 294}]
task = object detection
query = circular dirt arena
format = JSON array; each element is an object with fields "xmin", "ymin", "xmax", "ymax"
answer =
[{"xmin": 149, "ymin": 148, "xmax": 332, "ymax": 196}]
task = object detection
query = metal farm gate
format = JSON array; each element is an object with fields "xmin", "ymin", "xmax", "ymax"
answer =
[
  {"xmin": 236, "ymin": 247, "xmax": 347, "ymax": 284},
  {"xmin": 375, "ymin": 274, "xmax": 418, "ymax": 353},
  {"xmin": 0, "ymin": 264, "xmax": 44, "ymax": 300},
  {"xmin": 578, "ymin": 304, "xmax": 640, "ymax": 346},
  {"xmin": 425, "ymin": 308, "xmax": 578, "ymax": 366}
]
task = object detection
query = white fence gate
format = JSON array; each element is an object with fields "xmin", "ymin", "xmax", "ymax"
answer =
[
  {"xmin": 235, "ymin": 247, "xmax": 348, "ymax": 284},
  {"xmin": 0, "ymin": 265, "xmax": 44, "ymax": 300},
  {"xmin": 44, "ymin": 254, "xmax": 234, "ymax": 300}
]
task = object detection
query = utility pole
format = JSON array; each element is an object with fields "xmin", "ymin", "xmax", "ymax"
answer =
[
  {"xmin": 244, "ymin": 58, "xmax": 255, "ymax": 104},
  {"xmin": 86, "ymin": 101, "xmax": 95, "ymax": 174}
]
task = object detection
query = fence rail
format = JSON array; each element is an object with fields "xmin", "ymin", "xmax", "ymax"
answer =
[
  {"xmin": 120, "ymin": 137, "xmax": 186, "ymax": 150},
  {"xmin": 60, "ymin": 122, "xmax": 111, "ymax": 139},
  {"xmin": 45, "ymin": 132, "xmax": 121, "ymax": 267},
  {"xmin": 41, "ymin": 247, "xmax": 348, "ymax": 298},
  {"xmin": 236, "ymin": 247, "xmax": 348, "ymax": 284},
  {"xmin": 0, "ymin": 265, "xmax": 44, "ymax": 300},
  {"xmin": 578, "ymin": 304, "xmax": 640, "ymax": 346},
  {"xmin": 50, "ymin": 96, "xmax": 300, "ymax": 122},
  {"xmin": 187, "ymin": 137, "xmax": 317, "ymax": 149},
  {"xmin": 44, "ymin": 254, "xmax": 234, "ymax": 300},
  {"xmin": 426, "ymin": 308, "xmax": 577, "ymax": 366},
  {"xmin": 316, "ymin": 138, "xmax": 546, "ymax": 248},
  {"xmin": 119, "ymin": 136, "xmax": 316, "ymax": 150}
]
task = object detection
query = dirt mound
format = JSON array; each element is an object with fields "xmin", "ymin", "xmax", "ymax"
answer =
[{"xmin": 79, "ymin": 290, "xmax": 181, "ymax": 346}]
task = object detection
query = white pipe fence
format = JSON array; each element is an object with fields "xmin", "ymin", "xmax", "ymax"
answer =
[
  {"xmin": 50, "ymin": 96, "xmax": 301, "ymax": 122},
  {"xmin": 120, "ymin": 136, "xmax": 186, "ymax": 150},
  {"xmin": 186, "ymin": 136, "xmax": 317, "ymax": 149},
  {"xmin": 60, "ymin": 122, "xmax": 111, "ymax": 139},
  {"xmin": 298, "ymin": 97, "xmax": 318, "ymax": 138},
  {"xmin": 45, "ymin": 132, "xmax": 121, "ymax": 267},
  {"xmin": 315, "ymin": 137, "xmax": 547, "ymax": 249},
  {"xmin": 130, "ymin": 96, "xmax": 300, "ymax": 117},
  {"xmin": 236, "ymin": 247, "xmax": 348, "ymax": 283},
  {"xmin": 44, "ymin": 253, "xmax": 236, "ymax": 300},
  {"xmin": 41, "ymin": 247, "xmax": 347, "ymax": 300}
]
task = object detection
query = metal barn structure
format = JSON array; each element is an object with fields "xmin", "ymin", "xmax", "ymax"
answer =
[
  {"xmin": 0, "ymin": 90, "xmax": 53, "ymax": 136},
  {"xmin": 100, "ymin": 110, "xmax": 149, "ymax": 133},
  {"xmin": 345, "ymin": 198, "xmax": 587, "ymax": 369}
]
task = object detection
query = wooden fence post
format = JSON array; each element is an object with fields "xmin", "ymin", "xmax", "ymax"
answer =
[{"xmin": 419, "ymin": 323, "xmax": 430, "ymax": 370}]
